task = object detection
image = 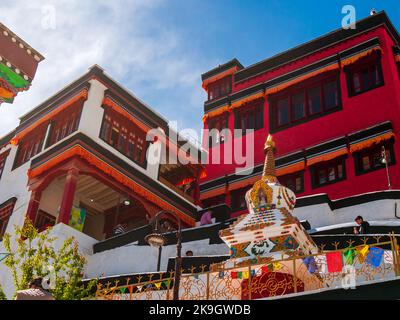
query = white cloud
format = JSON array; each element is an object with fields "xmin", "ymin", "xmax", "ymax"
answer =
[{"xmin": 0, "ymin": 0, "xmax": 207, "ymax": 140}]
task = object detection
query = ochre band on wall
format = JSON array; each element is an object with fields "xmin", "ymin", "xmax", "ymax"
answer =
[
  {"xmin": 307, "ymin": 148, "xmax": 348, "ymax": 167},
  {"xmin": 28, "ymin": 145, "xmax": 195, "ymax": 226},
  {"xmin": 350, "ymin": 132, "xmax": 395, "ymax": 153}
]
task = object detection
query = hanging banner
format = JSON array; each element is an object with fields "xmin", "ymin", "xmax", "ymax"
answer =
[{"xmin": 68, "ymin": 206, "xmax": 86, "ymax": 232}]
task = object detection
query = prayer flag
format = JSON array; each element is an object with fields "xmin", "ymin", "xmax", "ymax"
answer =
[
  {"xmin": 272, "ymin": 262, "xmax": 283, "ymax": 271},
  {"xmin": 218, "ymin": 272, "xmax": 225, "ymax": 279},
  {"xmin": 119, "ymin": 287, "xmax": 127, "ymax": 294},
  {"xmin": 237, "ymin": 272, "xmax": 243, "ymax": 279},
  {"xmin": 357, "ymin": 245, "xmax": 370, "ymax": 263},
  {"xmin": 231, "ymin": 271, "xmax": 238, "ymax": 279},
  {"xmin": 366, "ymin": 247, "xmax": 384, "ymax": 268},
  {"xmin": 303, "ymin": 256, "xmax": 317, "ymax": 273},
  {"xmin": 343, "ymin": 248, "xmax": 355, "ymax": 265},
  {"xmin": 154, "ymin": 282, "xmax": 162, "ymax": 289},
  {"xmin": 242, "ymin": 271, "xmax": 249, "ymax": 279},
  {"xmin": 326, "ymin": 251, "xmax": 343, "ymax": 273}
]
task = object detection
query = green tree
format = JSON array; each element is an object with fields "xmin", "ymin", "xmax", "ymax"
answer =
[
  {"xmin": 1, "ymin": 219, "xmax": 96, "ymax": 300},
  {"xmin": 0, "ymin": 283, "xmax": 6, "ymax": 300}
]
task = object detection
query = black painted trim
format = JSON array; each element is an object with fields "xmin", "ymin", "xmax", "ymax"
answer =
[
  {"xmin": 306, "ymin": 136, "xmax": 347, "ymax": 158},
  {"xmin": 0, "ymin": 130, "xmax": 16, "ymax": 149},
  {"xmin": 18, "ymin": 81, "xmax": 91, "ymax": 130},
  {"xmin": 201, "ymin": 59, "xmax": 244, "ymax": 81},
  {"xmin": 295, "ymin": 189, "xmax": 400, "ymax": 210},
  {"xmin": 234, "ymin": 11, "xmax": 399, "ymax": 83},
  {"xmin": 348, "ymin": 121, "xmax": 392, "ymax": 143}
]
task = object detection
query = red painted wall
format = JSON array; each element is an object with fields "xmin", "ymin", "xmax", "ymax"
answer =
[{"xmin": 201, "ymin": 25, "xmax": 400, "ymax": 203}]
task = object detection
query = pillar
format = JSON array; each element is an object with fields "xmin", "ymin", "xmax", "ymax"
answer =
[
  {"xmin": 26, "ymin": 190, "xmax": 42, "ymax": 224},
  {"xmin": 58, "ymin": 167, "xmax": 79, "ymax": 225}
]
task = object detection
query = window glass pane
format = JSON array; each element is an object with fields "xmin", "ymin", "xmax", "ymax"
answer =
[
  {"xmin": 248, "ymin": 110, "xmax": 255, "ymax": 129},
  {"xmin": 328, "ymin": 167, "xmax": 336, "ymax": 181},
  {"xmin": 308, "ymin": 86, "xmax": 322, "ymax": 114},
  {"xmin": 277, "ymin": 98, "xmax": 290, "ymax": 126},
  {"xmin": 362, "ymin": 156, "xmax": 371, "ymax": 171},
  {"xmin": 292, "ymin": 92, "xmax": 305, "ymax": 120},
  {"xmin": 295, "ymin": 177, "xmax": 302, "ymax": 192},
  {"xmin": 324, "ymin": 81, "xmax": 338, "ymax": 109},
  {"xmin": 361, "ymin": 67, "xmax": 370, "ymax": 90},
  {"xmin": 318, "ymin": 169, "xmax": 327, "ymax": 185},
  {"xmin": 256, "ymin": 106, "xmax": 263, "ymax": 129},
  {"xmin": 111, "ymin": 128, "xmax": 119, "ymax": 147},
  {"xmin": 372, "ymin": 152, "xmax": 382, "ymax": 168},
  {"xmin": 371, "ymin": 64, "xmax": 382, "ymax": 86},
  {"xmin": 337, "ymin": 164, "xmax": 344, "ymax": 179},
  {"xmin": 352, "ymin": 72, "xmax": 361, "ymax": 93}
]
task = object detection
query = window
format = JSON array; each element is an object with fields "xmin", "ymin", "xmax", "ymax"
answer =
[
  {"xmin": 354, "ymin": 142, "xmax": 395, "ymax": 175},
  {"xmin": 346, "ymin": 55, "xmax": 384, "ymax": 96},
  {"xmin": 279, "ymin": 172, "xmax": 304, "ymax": 194},
  {"xmin": 236, "ymin": 102, "xmax": 263, "ymax": 132},
  {"xmin": 0, "ymin": 150, "xmax": 9, "ymax": 180},
  {"xmin": 14, "ymin": 125, "xmax": 47, "ymax": 168},
  {"xmin": 202, "ymin": 195, "xmax": 226, "ymax": 208},
  {"xmin": 208, "ymin": 114, "xmax": 229, "ymax": 146},
  {"xmin": 271, "ymin": 74, "xmax": 340, "ymax": 131},
  {"xmin": 47, "ymin": 102, "xmax": 82, "ymax": 147},
  {"xmin": 208, "ymin": 76, "xmax": 232, "ymax": 101},
  {"xmin": 0, "ymin": 198, "xmax": 16, "ymax": 239},
  {"xmin": 231, "ymin": 188, "xmax": 248, "ymax": 211},
  {"xmin": 100, "ymin": 108, "xmax": 148, "ymax": 166},
  {"xmin": 311, "ymin": 157, "xmax": 346, "ymax": 188}
]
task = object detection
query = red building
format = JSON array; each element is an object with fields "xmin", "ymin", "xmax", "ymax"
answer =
[{"xmin": 200, "ymin": 11, "xmax": 400, "ymax": 218}]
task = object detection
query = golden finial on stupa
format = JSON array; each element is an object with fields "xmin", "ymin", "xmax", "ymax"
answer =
[
  {"xmin": 264, "ymin": 134, "xmax": 275, "ymax": 151},
  {"xmin": 262, "ymin": 134, "xmax": 277, "ymax": 181}
]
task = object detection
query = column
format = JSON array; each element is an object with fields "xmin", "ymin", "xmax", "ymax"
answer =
[
  {"xmin": 58, "ymin": 167, "xmax": 79, "ymax": 225},
  {"xmin": 26, "ymin": 190, "xmax": 42, "ymax": 224}
]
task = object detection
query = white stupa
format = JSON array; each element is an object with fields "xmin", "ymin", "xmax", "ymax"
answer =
[{"xmin": 219, "ymin": 134, "xmax": 319, "ymax": 268}]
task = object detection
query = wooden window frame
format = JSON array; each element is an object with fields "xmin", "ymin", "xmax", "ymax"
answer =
[
  {"xmin": 235, "ymin": 101, "xmax": 264, "ymax": 134},
  {"xmin": 270, "ymin": 72, "xmax": 341, "ymax": 133},
  {"xmin": 0, "ymin": 198, "xmax": 16, "ymax": 240},
  {"xmin": 278, "ymin": 171, "xmax": 304, "ymax": 194},
  {"xmin": 345, "ymin": 53, "xmax": 384, "ymax": 97},
  {"xmin": 230, "ymin": 187, "xmax": 249, "ymax": 211},
  {"xmin": 311, "ymin": 156, "xmax": 347, "ymax": 189},
  {"xmin": 208, "ymin": 76, "xmax": 232, "ymax": 101},
  {"xmin": 353, "ymin": 141, "xmax": 396, "ymax": 176},
  {"xmin": 208, "ymin": 113, "xmax": 229, "ymax": 147},
  {"xmin": 0, "ymin": 150, "xmax": 10, "ymax": 181},
  {"xmin": 99, "ymin": 107, "xmax": 148, "ymax": 168}
]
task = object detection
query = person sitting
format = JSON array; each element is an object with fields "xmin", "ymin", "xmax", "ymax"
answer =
[{"xmin": 353, "ymin": 216, "xmax": 370, "ymax": 234}]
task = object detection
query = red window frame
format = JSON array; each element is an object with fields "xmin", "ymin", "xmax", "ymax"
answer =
[
  {"xmin": 208, "ymin": 76, "xmax": 232, "ymax": 101},
  {"xmin": 236, "ymin": 101, "xmax": 263, "ymax": 131},
  {"xmin": 202, "ymin": 194, "xmax": 226, "ymax": 208},
  {"xmin": 14, "ymin": 124, "xmax": 48, "ymax": 168},
  {"xmin": 230, "ymin": 187, "xmax": 248, "ymax": 211},
  {"xmin": 271, "ymin": 73, "xmax": 340, "ymax": 130},
  {"xmin": 311, "ymin": 157, "xmax": 346, "ymax": 188},
  {"xmin": 0, "ymin": 150, "xmax": 10, "ymax": 180},
  {"xmin": 278, "ymin": 171, "xmax": 304, "ymax": 194},
  {"xmin": 346, "ymin": 53, "xmax": 384, "ymax": 96},
  {"xmin": 208, "ymin": 113, "xmax": 229, "ymax": 146},
  {"xmin": 354, "ymin": 141, "xmax": 395, "ymax": 175},
  {"xmin": 0, "ymin": 198, "xmax": 16, "ymax": 239},
  {"xmin": 100, "ymin": 108, "xmax": 148, "ymax": 167}
]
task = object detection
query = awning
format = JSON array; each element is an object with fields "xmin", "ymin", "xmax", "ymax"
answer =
[
  {"xmin": 306, "ymin": 137, "xmax": 348, "ymax": 167},
  {"xmin": 349, "ymin": 122, "xmax": 395, "ymax": 153},
  {"xmin": 341, "ymin": 46, "xmax": 382, "ymax": 67}
]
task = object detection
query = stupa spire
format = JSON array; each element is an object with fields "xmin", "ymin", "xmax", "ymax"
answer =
[{"xmin": 262, "ymin": 134, "xmax": 277, "ymax": 181}]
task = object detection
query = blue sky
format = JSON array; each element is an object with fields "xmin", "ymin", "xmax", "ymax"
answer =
[{"xmin": 0, "ymin": 1, "xmax": 399, "ymax": 142}]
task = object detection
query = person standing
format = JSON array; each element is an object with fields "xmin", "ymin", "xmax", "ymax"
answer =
[{"xmin": 353, "ymin": 216, "xmax": 370, "ymax": 234}]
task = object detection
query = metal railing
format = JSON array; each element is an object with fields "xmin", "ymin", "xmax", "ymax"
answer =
[{"xmin": 95, "ymin": 234, "xmax": 400, "ymax": 300}]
